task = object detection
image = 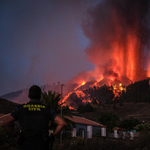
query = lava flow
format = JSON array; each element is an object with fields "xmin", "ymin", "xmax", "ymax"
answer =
[{"xmin": 61, "ymin": 0, "xmax": 150, "ymax": 109}]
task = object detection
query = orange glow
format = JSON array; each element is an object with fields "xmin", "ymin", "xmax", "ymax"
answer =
[
  {"xmin": 147, "ymin": 70, "xmax": 150, "ymax": 77},
  {"xmin": 81, "ymin": 81, "xmax": 85, "ymax": 85},
  {"xmin": 62, "ymin": 92, "xmax": 73, "ymax": 103},
  {"xmin": 82, "ymin": 99, "xmax": 92, "ymax": 103},
  {"xmin": 59, "ymin": 4, "xmax": 150, "ymax": 110},
  {"xmin": 74, "ymin": 81, "xmax": 86, "ymax": 91},
  {"xmin": 75, "ymin": 91, "xmax": 85, "ymax": 98},
  {"xmin": 69, "ymin": 106, "xmax": 76, "ymax": 110}
]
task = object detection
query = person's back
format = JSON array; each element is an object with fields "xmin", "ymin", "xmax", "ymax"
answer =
[
  {"xmin": 1, "ymin": 85, "xmax": 66, "ymax": 150},
  {"xmin": 14, "ymin": 100, "xmax": 57, "ymax": 138}
]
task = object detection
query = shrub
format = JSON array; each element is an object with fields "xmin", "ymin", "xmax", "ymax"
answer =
[
  {"xmin": 0, "ymin": 126, "xmax": 18, "ymax": 150},
  {"xmin": 77, "ymin": 103, "xmax": 93, "ymax": 113}
]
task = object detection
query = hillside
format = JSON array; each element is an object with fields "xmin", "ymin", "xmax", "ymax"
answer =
[
  {"xmin": 76, "ymin": 102, "xmax": 150, "ymax": 124},
  {"xmin": 0, "ymin": 98, "xmax": 20, "ymax": 114},
  {"xmin": 1, "ymin": 79, "xmax": 150, "ymax": 124},
  {"xmin": 1, "ymin": 97, "xmax": 150, "ymax": 124}
]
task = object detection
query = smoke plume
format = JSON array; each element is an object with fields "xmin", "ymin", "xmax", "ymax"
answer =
[{"xmin": 82, "ymin": 0, "xmax": 150, "ymax": 82}]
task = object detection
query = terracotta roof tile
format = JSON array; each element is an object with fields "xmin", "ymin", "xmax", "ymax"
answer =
[
  {"xmin": 65, "ymin": 116, "xmax": 103, "ymax": 127},
  {"xmin": 0, "ymin": 113, "xmax": 10, "ymax": 124}
]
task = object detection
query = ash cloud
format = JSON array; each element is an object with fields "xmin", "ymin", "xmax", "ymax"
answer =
[
  {"xmin": 82, "ymin": 0, "xmax": 150, "ymax": 81},
  {"xmin": 0, "ymin": 0, "xmax": 99, "ymax": 95}
]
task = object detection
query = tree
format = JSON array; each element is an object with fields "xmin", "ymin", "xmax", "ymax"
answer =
[
  {"xmin": 98, "ymin": 112, "xmax": 119, "ymax": 132},
  {"xmin": 119, "ymin": 119, "xmax": 140, "ymax": 131},
  {"xmin": 42, "ymin": 90, "xmax": 61, "ymax": 113},
  {"xmin": 77, "ymin": 103, "xmax": 93, "ymax": 113},
  {"xmin": 41, "ymin": 90, "xmax": 73, "ymax": 127},
  {"xmin": 134, "ymin": 123, "xmax": 150, "ymax": 132},
  {"xmin": 77, "ymin": 105, "xmax": 85, "ymax": 113},
  {"xmin": 84, "ymin": 103, "xmax": 93, "ymax": 112},
  {"xmin": 118, "ymin": 79, "xmax": 150, "ymax": 103}
]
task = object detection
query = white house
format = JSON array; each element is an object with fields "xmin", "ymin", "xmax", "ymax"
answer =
[{"xmin": 64, "ymin": 115, "xmax": 106, "ymax": 138}]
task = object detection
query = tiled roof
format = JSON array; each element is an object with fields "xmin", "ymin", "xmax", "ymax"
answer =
[
  {"xmin": 65, "ymin": 115, "xmax": 103, "ymax": 127},
  {"xmin": 0, "ymin": 114, "xmax": 104, "ymax": 127},
  {"xmin": 0, "ymin": 113, "xmax": 10, "ymax": 124}
]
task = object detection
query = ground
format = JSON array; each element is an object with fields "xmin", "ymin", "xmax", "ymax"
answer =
[{"xmin": 73, "ymin": 102, "xmax": 150, "ymax": 124}]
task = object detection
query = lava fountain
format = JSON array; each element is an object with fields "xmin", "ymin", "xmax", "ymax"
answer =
[
  {"xmin": 63, "ymin": 0, "xmax": 150, "ymax": 109},
  {"xmin": 82, "ymin": 0, "xmax": 150, "ymax": 82}
]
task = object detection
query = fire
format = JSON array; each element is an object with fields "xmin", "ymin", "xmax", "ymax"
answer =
[
  {"xmin": 61, "ymin": 81, "xmax": 87, "ymax": 110},
  {"xmin": 82, "ymin": 81, "xmax": 85, "ymax": 85},
  {"xmin": 75, "ymin": 91, "xmax": 85, "ymax": 98},
  {"xmin": 60, "ymin": 0, "xmax": 150, "ymax": 110},
  {"xmin": 112, "ymin": 81, "xmax": 126, "ymax": 98},
  {"xmin": 147, "ymin": 70, "xmax": 150, "ymax": 78},
  {"xmin": 74, "ymin": 81, "xmax": 86, "ymax": 91},
  {"xmin": 69, "ymin": 106, "xmax": 76, "ymax": 110},
  {"xmin": 82, "ymin": 99, "xmax": 92, "ymax": 104}
]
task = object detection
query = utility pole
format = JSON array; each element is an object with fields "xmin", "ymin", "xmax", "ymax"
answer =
[{"xmin": 60, "ymin": 84, "xmax": 64, "ymax": 144}]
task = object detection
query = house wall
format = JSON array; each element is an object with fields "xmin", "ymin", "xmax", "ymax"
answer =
[
  {"xmin": 76, "ymin": 124, "xmax": 101, "ymax": 138},
  {"xmin": 87, "ymin": 125, "xmax": 92, "ymax": 138},
  {"xmin": 76, "ymin": 124, "xmax": 87, "ymax": 138},
  {"xmin": 93, "ymin": 126, "xmax": 101, "ymax": 136}
]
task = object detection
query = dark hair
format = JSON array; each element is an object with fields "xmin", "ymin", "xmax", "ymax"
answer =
[{"xmin": 29, "ymin": 85, "xmax": 41, "ymax": 99}]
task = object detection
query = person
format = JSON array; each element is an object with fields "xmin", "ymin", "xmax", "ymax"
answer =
[{"xmin": 1, "ymin": 85, "xmax": 66, "ymax": 150}]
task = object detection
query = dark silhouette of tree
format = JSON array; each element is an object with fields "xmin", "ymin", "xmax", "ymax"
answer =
[
  {"xmin": 119, "ymin": 79, "xmax": 150, "ymax": 103},
  {"xmin": 84, "ymin": 84, "xmax": 114, "ymax": 105},
  {"xmin": 77, "ymin": 103, "xmax": 93, "ymax": 113},
  {"xmin": 42, "ymin": 90, "xmax": 73, "ymax": 127},
  {"xmin": 119, "ymin": 119, "xmax": 140, "ymax": 131},
  {"xmin": 98, "ymin": 112, "xmax": 119, "ymax": 132}
]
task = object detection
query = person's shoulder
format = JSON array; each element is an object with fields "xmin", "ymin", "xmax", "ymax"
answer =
[
  {"xmin": 15, "ymin": 102, "xmax": 29, "ymax": 110},
  {"xmin": 18, "ymin": 103, "xmax": 27, "ymax": 107}
]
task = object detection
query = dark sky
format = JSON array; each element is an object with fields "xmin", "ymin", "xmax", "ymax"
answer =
[{"xmin": 0, "ymin": 0, "xmax": 100, "ymax": 95}]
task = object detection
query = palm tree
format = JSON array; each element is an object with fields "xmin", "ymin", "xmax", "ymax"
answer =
[
  {"xmin": 42, "ymin": 90, "xmax": 61, "ymax": 113},
  {"xmin": 41, "ymin": 90, "xmax": 73, "ymax": 127}
]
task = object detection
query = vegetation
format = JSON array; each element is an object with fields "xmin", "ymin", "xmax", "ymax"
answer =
[
  {"xmin": 134, "ymin": 123, "xmax": 150, "ymax": 132},
  {"xmin": 119, "ymin": 79, "xmax": 150, "ymax": 104},
  {"xmin": 2, "ymin": 125, "xmax": 150, "ymax": 150},
  {"xmin": 0, "ymin": 126, "xmax": 18, "ymax": 150},
  {"xmin": 84, "ymin": 85, "xmax": 114, "ymax": 105},
  {"xmin": 82, "ymin": 79, "xmax": 150, "ymax": 106},
  {"xmin": 53, "ymin": 131, "xmax": 150, "ymax": 150},
  {"xmin": 98, "ymin": 111, "xmax": 119, "ymax": 132},
  {"xmin": 119, "ymin": 119, "xmax": 141, "ymax": 131},
  {"xmin": 42, "ymin": 90, "xmax": 62, "ymax": 113},
  {"xmin": 77, "ymin": 103, "xmax": 93, "ymax": 113},
  {"xmin": 41, "ymin": 90, "xmax": 73, "ymax": 127}
]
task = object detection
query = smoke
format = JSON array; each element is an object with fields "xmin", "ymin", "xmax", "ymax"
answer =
[
  {"xmin": 82, "ymin": 0, "xmax": 150, "ymax": 82},
  {"xmin": 0, "ymin": 0, "xmax": 99, "ymax": 95}
]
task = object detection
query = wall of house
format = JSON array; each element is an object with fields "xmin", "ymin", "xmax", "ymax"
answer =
[
  {"xmin": 76, "ymin": 124, "xmax": 101, "ymax": 138},
  {"xmin": 93, "ymin": 126, "xmax": 101, "ymax": 136},
  {"xmin": 76, "ymin": 124, "xmax": 87, "ymax": 138}
]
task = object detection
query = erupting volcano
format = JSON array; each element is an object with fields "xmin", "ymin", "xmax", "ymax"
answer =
[
  {"xmin": 82, "ymin": 0, "xmax": 150, "ymax": 82},
  {"xmin": 62, "ymin": 0, "xmax": 150, "ymax": 109}
]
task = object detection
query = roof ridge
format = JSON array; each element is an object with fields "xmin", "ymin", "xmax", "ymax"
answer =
[
  {"xmin": 72, "ymin": 115, "xmax": 103, "ymax": 126},
  {"xmin": 0, "ymin": 113, "xmax": 10, "ymax": 119}
]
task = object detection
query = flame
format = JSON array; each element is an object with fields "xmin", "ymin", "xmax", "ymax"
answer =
[
  {"xmin": 75, "ymin": 91, "xmax": 85, "ymax": 98},
  {"xmin": 147, "ymin": 71, "xmax": 150, "ymax": 78},
  {"xmin": 74, "ymin": 81, "xmax": 86, "ymax": 91},
  {"xmin": 61, "ymin": 81, "xmax": 86, "ymax": 110},
  {"xmin": 69, "ymin": 106, "xmax": 76, "ymax": 110},
  {"xmin": 61, "ymin": 1, "xmax": 150, "ymax": 109},
  {"xmin": 81, "ymin": 81, "xmax": 85, "ymax": 85},
  {"xmin": 110, "ymin": 8, "xmax": 142, "ymax": 82},
  {"xmin": 82, "ymin": 99, "xmax": 92, "ymax": 104}
]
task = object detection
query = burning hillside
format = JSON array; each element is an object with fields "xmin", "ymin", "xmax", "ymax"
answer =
[{"xmin": 62, "ymin": 0, "xmax": 150, "ymax": 109}]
